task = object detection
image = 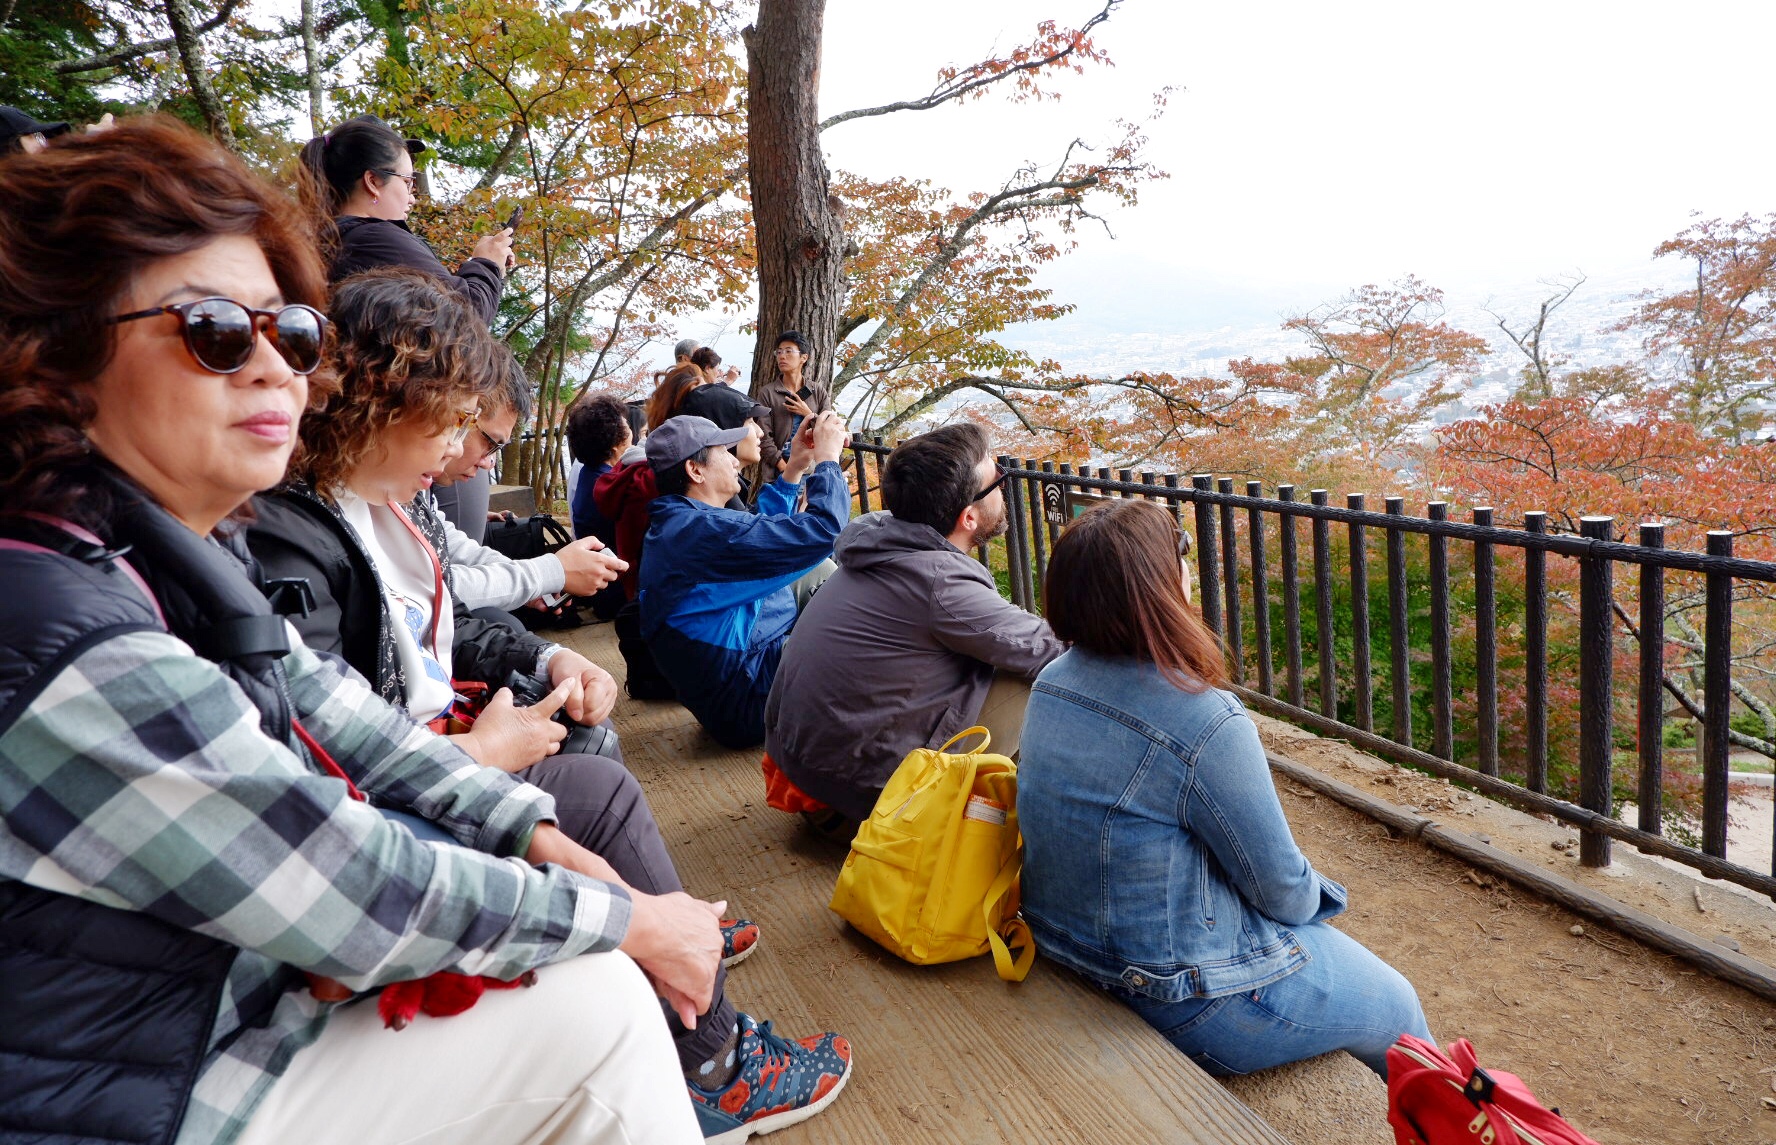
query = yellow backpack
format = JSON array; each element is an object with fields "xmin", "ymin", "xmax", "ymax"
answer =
[{"xmin": 828, "ymin": 727, "xmax": 1035, "ymax": 982}]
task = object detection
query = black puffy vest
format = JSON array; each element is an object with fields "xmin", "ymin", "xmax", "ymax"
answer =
[{"xmin": 0, "ymin": 473, "xmax": 302, "ymax": 1145}]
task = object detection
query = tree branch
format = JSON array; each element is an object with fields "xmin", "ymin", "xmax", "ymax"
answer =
[
  {"xmin": 819, "ymin": 1, "xmax": 1115, "ymax": 130},
  {"xmin": 54, "ymin": 0, "xmax": 244, "ymax": 74},
  {"xmin": 162, "ymin": 0, "xmax": 236, "ymax": 150}
]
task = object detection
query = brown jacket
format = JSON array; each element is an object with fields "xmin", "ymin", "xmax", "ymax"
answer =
[{"xmin": 755, "ymin": 376, "xmax": 833, "ymax": 474}]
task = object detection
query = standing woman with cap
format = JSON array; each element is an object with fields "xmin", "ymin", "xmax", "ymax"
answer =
[{"xmin": 297, "ymin": 115, "xmax": 513, "ymax": 325}]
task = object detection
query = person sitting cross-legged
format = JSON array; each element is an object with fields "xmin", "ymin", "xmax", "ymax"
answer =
[
  {"xmin": 763, "ymin": 423, "xmax": 1064, "ymax": 831},
  {"xmin": 640, "ymin": 411, "xmax": 851, "ymax": 749}
]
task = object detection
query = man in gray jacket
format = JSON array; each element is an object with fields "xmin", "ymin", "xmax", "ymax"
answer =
[{"xmin": 763, "ymin": 423, "xmax": 1064, "ymax": 823}]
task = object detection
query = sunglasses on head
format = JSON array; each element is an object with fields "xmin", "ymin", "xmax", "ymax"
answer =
[
  {"xmin": 972, "ymin": 461, "xmax": 1009, "ymax": 503},
  {"xmin": 109, "ymin": 297, "xmax": 328, "ymax": 376}
]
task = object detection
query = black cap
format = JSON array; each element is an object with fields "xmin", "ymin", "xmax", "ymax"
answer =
[
  {"xmin": 0, "ymin": 106, "xmax": 71, "ymax": 144},
  {"xmin": 343, "ymin": 113, "xmax": 427, "ymax": 156}
]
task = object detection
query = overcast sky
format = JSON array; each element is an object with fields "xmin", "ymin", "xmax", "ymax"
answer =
[{"xmin": 800, "ymin": 0, "xmax": 1776, "ymax": 346}]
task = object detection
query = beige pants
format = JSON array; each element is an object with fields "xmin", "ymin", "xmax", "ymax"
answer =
[
  {"xmin": 974, "ymin": 672, "xmax": 1034, "ymax": 759},
  {"xmin": 236, "ymin": 952, "xmax": 700, "ymax": 1145}
]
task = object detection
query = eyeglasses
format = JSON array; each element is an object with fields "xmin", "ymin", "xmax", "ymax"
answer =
[
  {"xmin": 972, "ymin": 462, "xmax": 1009, "ymax": 503},
  {"xmin": 109, "ymin": 297, "xmax": 328, "ymax": 376},
  {"xmin": 374, "ymin": 169, "xmax": 416, "ymax": 190},
  {"xmin": 447, "ymin": 409, "xmax": 479, "ymax": 445},
  {"xmin": 475, "ymin": 426, "xmax": 510, "ymax": 461},
  {"xmin": 1177, "ymin": 528, "xmax": 1194, "ymax": 559}
]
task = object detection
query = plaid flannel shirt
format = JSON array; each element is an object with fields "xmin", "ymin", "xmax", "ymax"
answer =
[{"xmin": 0, "ymin": 625, "xmax": 632, "ymax": 1145}]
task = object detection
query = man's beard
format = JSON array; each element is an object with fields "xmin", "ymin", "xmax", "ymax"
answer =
[{"xmin": 970, "ymin": 501, "xmax": 1010, "ymax": 548}]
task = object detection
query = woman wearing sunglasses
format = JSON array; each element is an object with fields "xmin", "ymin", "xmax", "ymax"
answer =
[
  {"xmin": 0, "ymin": 117, "xmax": 720, "ymax": 1145},
  {"xmin": 297, "ymin": 114, "xmax": 512, "ymax": 326},
  {"xmin": 1017, "ymin": 498, "xmax": 1432, "ymax": 1080}
]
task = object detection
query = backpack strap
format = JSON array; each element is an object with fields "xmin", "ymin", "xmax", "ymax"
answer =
[{"xmin": 984, "ymin": 855, "xmax": 1035, "ymax": 982}]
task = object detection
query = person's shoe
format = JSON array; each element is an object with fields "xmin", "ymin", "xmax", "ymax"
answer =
[
  {"xmin": 799, "ymin": 808, "xmax": 859, "ymax": 846},
  {"xmin": 688, "ymin": 1011, "xmax": 852, "ymax": 1143},
  {"xmin": 721, "ymin": 919, "xmax": 760, "ymax": 968}
]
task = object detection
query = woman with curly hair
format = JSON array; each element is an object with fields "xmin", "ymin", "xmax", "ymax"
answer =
[
  {"xmin": 247, "ymin": 267, "xmax": 854, "ymax": 1142},
  {"xmin": 0, "ymin": 116, "xmax": 719, "ymax": 1145}
]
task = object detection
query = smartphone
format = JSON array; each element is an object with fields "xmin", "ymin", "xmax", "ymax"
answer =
[
  {"xmin": 503, "ymin": 204, "xmax": 525, "ymax": 232},
  {"xmin": 538, "ymin": 590, "xmax": 567, "ymax": 609}
]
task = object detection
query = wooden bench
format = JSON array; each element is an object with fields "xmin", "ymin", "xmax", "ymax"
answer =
[{"xmin": 560, "ymin": 622, "xmax": 1290, "ymax": 1144}]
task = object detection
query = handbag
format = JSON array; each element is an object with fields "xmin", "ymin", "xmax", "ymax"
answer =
[
  {"xmin": 828, "ymin": 727, "xmax": 1035, "ymax": 982},
  {"xmin": 1387, "ymin": 1034, "xmax": 1601, "ymax": 1145}
]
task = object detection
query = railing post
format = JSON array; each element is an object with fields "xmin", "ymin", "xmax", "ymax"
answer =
[
  {"xmin": 1524, "ymin": 511, "xmax": 1550, "ymax": 793},
  {"xmin": 1247, "ymin": 481, "xmax": 1274, "ymax": 696},
  {"xmin": 1000, "ymin": 455, "xmax": 1033, "ymax": 613},
  {"xmin": 851, "ymin": 433, "xmax": 872, "ymax": 514},
  {"xmin": 1578, "ymin": 515, "xmax": 1615, "ymax": 868},
  {"xmin": 1637, "ymin": 522, "xmax": 1665, "ymax": 844},
  {"xmin": 1278, "ymin": 485, "xmax": 1304, "ymax": 708},
  {"xmin": 1474, "ymin": 507, "xmax": 1498, "ymax": 777},
  {"xmin": 1385, "ymin": 497, "xmax": 1412, "ymax": 748},
  {"xmin": 1218, "ymin": 478, "xmax": 1243, "ymax": 682},
  {"xmin": 1702, "ymin": 530, "xmax": 1734, "ymax": 858},
  {"xmin": 1311, "ymin": 489, "xmax": 1336, "ymax": 718},
  {"xmin": 1347, "ymin": 493, "xmax": 1373, "ymax": 732},
  {"xmin": 1428, "ymin": 502, "xmax": 1453, "ymax": 760},
  {"xmin": 1192, "ymin": 475, "xmax": 1223, "ymax": 637},
  {"xmin": 1025, "ymin": 459, "xmax": 1049, "ymax": 604}
]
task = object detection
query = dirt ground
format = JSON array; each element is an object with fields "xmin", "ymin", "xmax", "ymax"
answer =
[{"xmin": 1249, "ymin": 715, "xmax": 1776, "ymax": 1145}]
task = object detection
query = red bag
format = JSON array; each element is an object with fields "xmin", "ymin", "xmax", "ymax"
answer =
[{"xmin": 1387, "ymin": 1035, "xmax": 1601, "ymax": 1145}]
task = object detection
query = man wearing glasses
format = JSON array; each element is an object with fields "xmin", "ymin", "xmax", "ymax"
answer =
[
  {"xmin": 424, "ymin": 347, "xmax": 625, "ymax": 618},
  {"xmin": 763, "ymin": 423, "xmax": 1064, "ymax": 837}
]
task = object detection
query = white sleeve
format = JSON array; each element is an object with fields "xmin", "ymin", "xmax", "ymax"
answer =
[{"xmin": 443, "ymin": 515, "xmax": 567, "ymax": 611}]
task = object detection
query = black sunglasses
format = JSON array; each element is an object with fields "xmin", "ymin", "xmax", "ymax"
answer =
[
  {"xmin": 972, "ymin": 462, "xmax": 1009, "ymax": 502},
  {"xmin": 109, "ymin": 297, "xmax": 329, "ymax": 376}
]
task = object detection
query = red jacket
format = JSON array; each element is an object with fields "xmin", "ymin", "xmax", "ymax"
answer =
[{"xmin": 593, "ymin": 459, "xmax": 657, "ymax": 597}]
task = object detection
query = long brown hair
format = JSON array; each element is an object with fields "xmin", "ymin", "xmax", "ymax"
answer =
[
  {"xmin": 645, "ymin": 362, "xmax": 707, "ymax": 430},
  {"xmin": 1044, "ymin": 499, "xmax": 1229, "ymax": 691},
  {"xmin": 293, "ymin": 268, "xmax": 496, "ymax": 495},
  {"xmin": 0, "ymin": 115, "xmax": 332, "ymax": 527}
]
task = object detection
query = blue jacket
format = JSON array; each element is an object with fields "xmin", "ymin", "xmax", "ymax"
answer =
[
  {"xmin": 639, "ymin": 462, "xmax": 849, "ymax": 747},
  {"xmin": 1019, "ymin": 650, "xmax": 1348, "ymax": 1003}
]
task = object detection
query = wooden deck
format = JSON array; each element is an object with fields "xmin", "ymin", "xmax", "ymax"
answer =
[{"xmin": 559, "ymin": 621, "xmax": 1288, "ymax": 1145}]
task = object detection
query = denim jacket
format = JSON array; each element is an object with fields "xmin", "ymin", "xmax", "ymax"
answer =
[{"xmin": 1019, "ymin": 649, "xmax": 1347, "ymax": 1003}]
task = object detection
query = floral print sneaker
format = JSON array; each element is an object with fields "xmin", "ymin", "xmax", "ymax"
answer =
[
  {"xmin": 688, "ymin": 1011, "xmax": 853, "ymax": 1143},
  {"xmin": 721, "ymin": 918, "xmax": 760, "ymax": 968}
]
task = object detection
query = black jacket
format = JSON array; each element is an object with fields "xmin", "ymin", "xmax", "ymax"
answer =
[
  {"xmin": 247, "ymin": 484, "xmax": 551, "ymax": 707},
  {"xmin": 331, "ymin": 216, "xmax": 503, "ymax": 325},
  {"xmin": 0, "ymin": 474, "xmax": 303, "ymax": 1145}
]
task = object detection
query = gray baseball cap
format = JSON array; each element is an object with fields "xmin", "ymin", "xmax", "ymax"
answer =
[{"xmin": 646, "ymin": 415, "xmax": 748, "ymax": 471}]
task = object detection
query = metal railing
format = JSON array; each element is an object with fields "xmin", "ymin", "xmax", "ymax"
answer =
[{"xmin": 846, "ymin": 435, "xmax": 1776, "ymax": 899}]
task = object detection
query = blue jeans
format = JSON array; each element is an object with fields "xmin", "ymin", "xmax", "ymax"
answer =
[{"xmin": 1122, "ymin": 921, "xmax": 1431, "ymax": 1079}]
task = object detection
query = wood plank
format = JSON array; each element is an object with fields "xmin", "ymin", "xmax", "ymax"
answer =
[{"xmin": 564, "ymin": 623, "xmax": 1289, "ymax": 1145}]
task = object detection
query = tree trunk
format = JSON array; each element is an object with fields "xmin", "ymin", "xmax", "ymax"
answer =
[
  {"xmin": 743, "ymin": 0, "xmax": 847, "ymax": 399},
  {"xmin": 163, "ymin": 0, "xmax": 236, "ymax": 150},
  {"xmin": 300, "ymin": 0, "xmax": 324, "ymax": 133}
]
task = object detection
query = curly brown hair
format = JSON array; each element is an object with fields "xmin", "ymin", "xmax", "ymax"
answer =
[
  {"xmin": 0, "ymin": 115, "xmax": 333, "ymax": 526},
  {"xmin": 295, "ymin": 267, "xmax": 498, "ymax": 495}
]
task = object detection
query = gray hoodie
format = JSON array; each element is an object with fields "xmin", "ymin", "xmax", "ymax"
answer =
[{"xmin": 763, "ymin": 511, "xmax": 1064, "ymax": 819}]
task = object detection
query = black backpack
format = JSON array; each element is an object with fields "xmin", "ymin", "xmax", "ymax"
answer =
[
  {"xmin": 613, "ymin": 599, "xmax": 676, "ymax": 701},
  {"xmin": 484, "ymin": 513, "xmax": 584, "ymax": 630},
  {"xmin": 484, "ymin": 512, "xmax": 573, "ymax": 560}
]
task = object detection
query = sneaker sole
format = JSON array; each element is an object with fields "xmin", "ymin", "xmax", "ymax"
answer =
[
  {"xmin": 720, "ymin": 937, "xmax": 758, "ymax": 969},
  {"xmin": 700, "ymin": 1051, "xmax": 853, "ymax": 1145}
]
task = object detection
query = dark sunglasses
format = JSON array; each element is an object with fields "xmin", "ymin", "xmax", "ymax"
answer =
[
  {"xmin": 110, "ymin": 297, "xmax": 328, "ymax": 376},
  {"xmin": 972, "ymin": 462, "xmax": 1009, "ymax": 502}
]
